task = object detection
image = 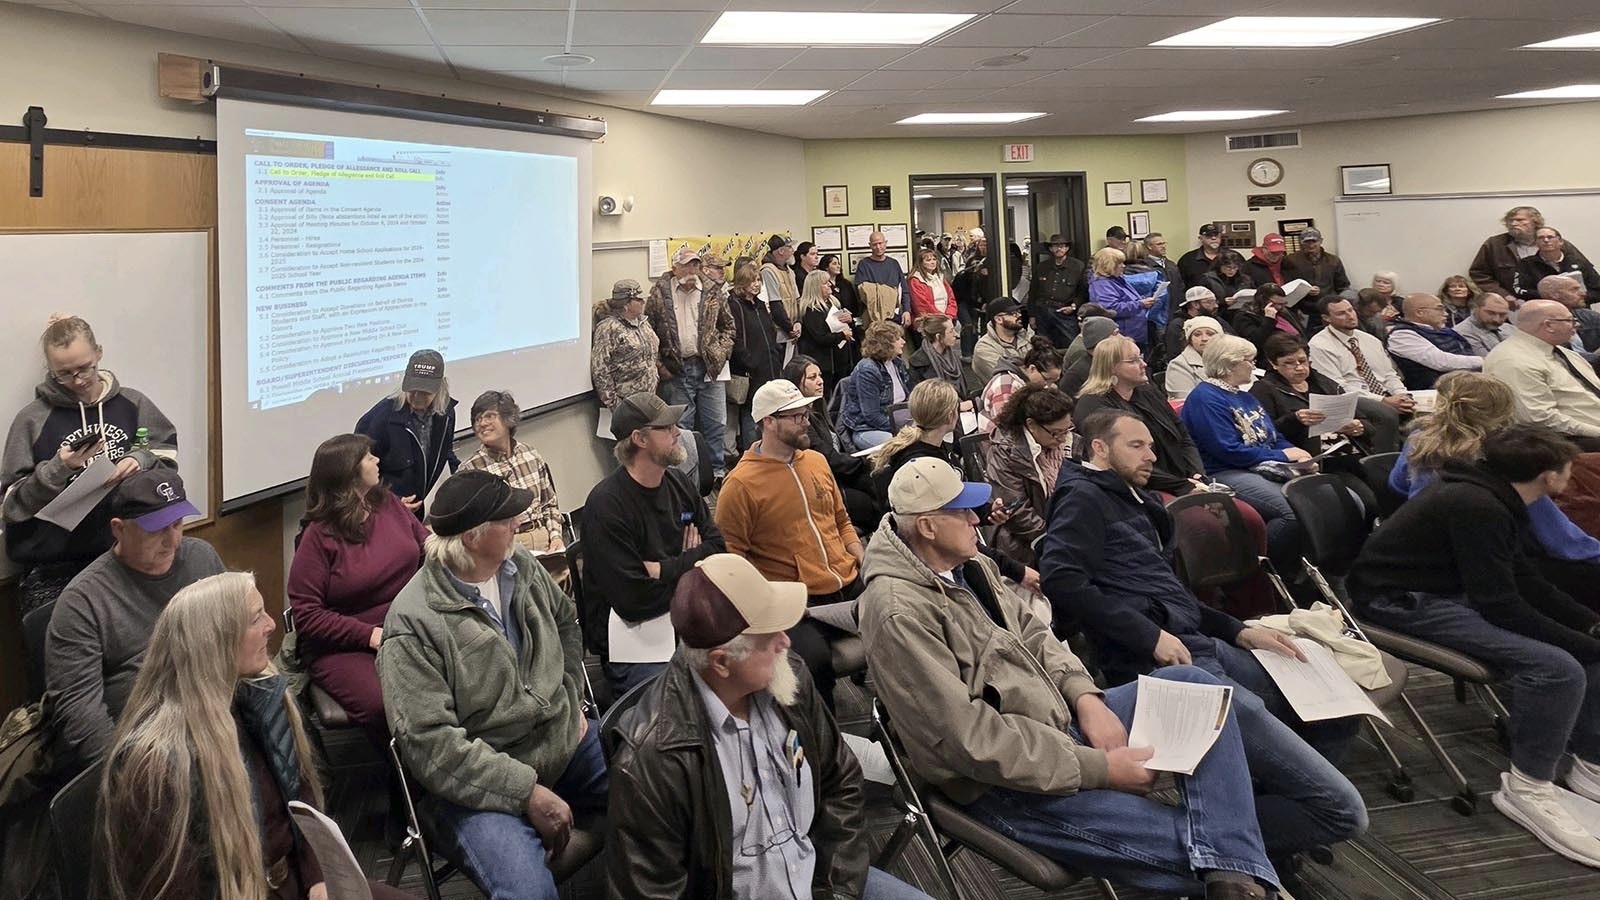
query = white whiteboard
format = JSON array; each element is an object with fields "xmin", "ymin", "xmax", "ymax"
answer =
[
  {"xmin": 1334, "ymin": 189, "xmax": 1600, "ymax": 296},
  {"xmin": 0, "ymin": 231, "xmax": 212, "ymax": 525}
]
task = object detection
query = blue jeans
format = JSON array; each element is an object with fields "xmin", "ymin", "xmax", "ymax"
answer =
[
  {"xmin": 865, "ymin": 866, "xmax": 933, "ymax": 899},
  {"xmin": 1364, "ymin": 592, "xmax": 1600, "ymax": 781},
  {"xmin": 963, "ymin": 666, "xmax": 1280, "ymax": 895},
  {"xmin": 426, "ymin": 720, "xmax": 610, "ymax": 900},
  {"xmin": 602, "ymin": 659, "xmax": 667, "ymax": 701},
  {"xmin": 1212, "ymin": 469, "xmax": 1301, "ymax": 568},
  {"xmin": 853, "ymin": 429, "xmax": 894, "ymax": 448},
  {"xmin": 1186, "ymin": 639, "xmax": 1368, "ymax": 854},
  {"xmin": 664, "ymin": 357, "xmax": 727, "ymax": 476}
]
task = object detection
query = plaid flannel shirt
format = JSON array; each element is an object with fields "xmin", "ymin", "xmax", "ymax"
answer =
[{"xmin": 460, "ymin": 441, "xmax": 563, "ymax": 537}]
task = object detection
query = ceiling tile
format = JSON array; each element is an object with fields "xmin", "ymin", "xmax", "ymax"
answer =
[
  {"xmin": 528, "ymin": 69, "xmax": 667, "ymax": 92},
  {"xmin": 815, "ymin": 89, "xmax": 925, "ymax": 106},
  {"xmin": 758, "ymin": 68, "xmax": 873, "ymax": 89},
  {"xmin": 422, "ymin": 9, "xmax": 566, "ymax": 43},
  {"xmin": 86, "ymin": 5, "xmax": 305, "ymax": 47},
  {"xmin": 932, "ymin": 13, "xmax": 1109, "ymax": 48},
  {"xmin": 781, "ymin": 47, "xmax": 914, "ymax": 68},
  {"xmin": 568, "ymin": 10, "xmax": 716, "ymax": 45},
  {"xmin": 250, "ymin": 0, "xmax": 413, "ymax": 7},
  {"xmin": 847, "ymin": 68, "xmax": 956, "ymax": 90},
  {"xmin": 412, "ymin": 0, "xmax": 565, "ymax": 7},
  {"xmin": 1045, "ymin": 14, "xmax": 1216, "ymax": 47},
  {"xmin": 677, "ymin": 46, "xmax": 803, "ymax": 70},
  {"xmin": 936, "ymin": 67, "xmax": 1056, "ymax": 88},
  {"xmin": 254, "ymin": 6, "xmax": 432, "ymax": 43},
  {"xmin": 1000, "ymin": 0, "xmax": 1156, "ymax": 12},
  {"xmin": 887, "ymin": 45, "xmax": 1121, "ymax": 69},
  {"xmin": 443, "ymin": 43, "xmax": 686, "ymax": 70},
  {"xmin": 660, "ymin": 70, "xmax": 779, "ymax": 89}
]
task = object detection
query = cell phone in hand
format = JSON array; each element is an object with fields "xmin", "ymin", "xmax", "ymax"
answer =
[
  {"xmin": 1003, "ymin": 497, "xmax": 1026, "ymax": 513},
  {"xmin": 67, "ymin": 431, "xmax": 103, "ymax": 453}
]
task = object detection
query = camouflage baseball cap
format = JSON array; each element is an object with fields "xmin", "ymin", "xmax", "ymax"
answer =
[
  {"xmin": 611, "ymin": 279, "xmax": 644, "ymax": 301},
  {"xmin": 701, "ymin": 254, "xmax": 727, "ymax": 270}
]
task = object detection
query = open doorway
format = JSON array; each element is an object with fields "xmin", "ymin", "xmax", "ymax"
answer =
[
  {"xmin": 909, "ymin": 174, "xmax": 999, "ymax": 355},
  {"xmin": 1003, "ymin": 172, "xmax": 1091, "ymax": 276}
]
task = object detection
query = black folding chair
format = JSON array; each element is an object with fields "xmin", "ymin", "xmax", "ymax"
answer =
[
  {"xmin": 1284, "ymin": 473, "xmax": 1505, "ymax": 815},
  {"xmin": 955, "ymin": 432, "xmax": 988, "ymax": 483},
  {"xmin": 830, "ymin": 375, "xmax": 856, "ymax": 452},
  {"xmin": 872, "ymin": 699, "xmax": 1118, "ymax": 900},
  {"xmin": 386, "ymin": 737, "xmax": 604, "ymax": 899},
  {"xmin": 49, "ymin": 760, "xmax": 103, "ymax": 900},
  {"xmin": 22, "ymin": 599, "xmax": 54, "ymax": 702},
  {"xmin": 1164, "ymin": 489, "xmax": 1296, "ymax": 607},
  {"xmin": 598, "ymin": 672, "xmax": 660, "ymax": 762},
  {"xmin": 1358, "ymin": 452, "xmax": 1405, "ymax": 519}
]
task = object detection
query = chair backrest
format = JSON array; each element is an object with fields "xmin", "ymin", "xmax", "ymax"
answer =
[
  {"xmin": 22, "ymin": 600, "xmax": 54, "ymax": 702},
  {"xmin": 1165, "ymin": 490, "xmax": 1263, "ymax": 589},
  {"xmin": 1283, "ymin": 474, "xmax": 1374, "ymax": 575},
  {"xmin": 1359, "ymin": 452, "xmax": 1405, "ymax": 518},
  {"xmin": 50, "ymin": 759, "xmax": 104, "ymax": 900},
  {"xmin": 565, "ymin": 506, "xmax": 584, "ymax": 543},
  {"xmin": 599, "ymin": 671, "xmax": 662, "ymax": 762},
  {"xmin": 956, "ymin": 432, "xmax": 988, "ymax": 482},
  {"xmin": 887, "ymin": 402, "xmax": 912, "ymax": 431}
]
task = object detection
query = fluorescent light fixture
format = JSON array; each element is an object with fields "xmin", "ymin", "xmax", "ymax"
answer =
[
  {"xmin": 651, "ymin": 89, "xmax": 827, "ymax": 106},
  {"xmin": 1152, "ymin": 17, "xmax": 1438, "ymax": 49},
  {"xmin": 702, "ymin": 11, "xmax": 975, "ymax": 45},
  {"xmin": 1135, "ymin": 110, "xmax": 1287, "ymax": 122},
  {"xmin": 960, "ymin": 186, "xmax": 985, "ymax": 192},
  {"xmin": 1497, "ymin": 84, "xmax": 1600, "ymax": 99},
  {"xmin": 912, "ymin": 194, "xmax": 933, "ymax": 200},
  {"xmin": 897, "ymin": 112, "xmax": 1046, "ymax": 125},
  {"xmin": 1523, "ymin": 31, "xmax": 1600, "ymax": 50}
]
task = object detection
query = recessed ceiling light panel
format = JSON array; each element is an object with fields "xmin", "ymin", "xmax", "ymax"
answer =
[
  {"xmin": 651, "ymin": 89, "xmax": 829, "ymax": 106},
  {"xmin": 1135, "ymin": 110, "xmax": 1287, "ymax": 122},
  {"xmin": 897, "ymin": 112, "xmax": 1046, "ymax": 125},
  {"xmin": 1152, "ymin": 16, "xmax": 1439, "ymax": 49},
  {"xmin": 1523, "ymin": 31, "xmax": 1600, "ymax": 50},
  {"xmin": 1497, "ymin": 84, "xmax": 1600, "ymax": 99},
  {"xmin": 702, "ymin": 11, "xmax": 975, "ymax": 46}
]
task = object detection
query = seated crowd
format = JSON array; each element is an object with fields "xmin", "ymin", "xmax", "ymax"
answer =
[{"xmin": 15, "ymin": 202, "xmax": 1600, "ymax": 900}]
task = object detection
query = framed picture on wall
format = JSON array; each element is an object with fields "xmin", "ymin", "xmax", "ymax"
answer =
[
  {"xmin": 823, "ymin": 185, "xmax": 849, "ymax": 217},
  {"xmin": 811, "ymin": 225, "xmax": 843, "ymax": 252},
  {"xmin": 1104, "ymin": 181, "xmax": 1133, "ymax": 206},
  {"xmin": 1340, "ymin": 164, "xmax": 1392, "ymax": 196},
  {"xmin": 846, "ymin": 224, "xmax": 875, "ymax": 250},
  {"xmin": 878, "ymin": 223, "xmax": 909, "ymax": 247},
  {"xmin": 1127, "ymin": 210, "xmax": 1151, "ymax": 240},
  {"xmin": 885, "ymin": 249, "xmax": 909, "ymax": 272},
  {"xmin": 848, "ymin": 254, "xmax": 860, "ymax": 275},
  {"xmin": 1140, "ymin": 179, "xmax": 1168, "ymax": 203}
]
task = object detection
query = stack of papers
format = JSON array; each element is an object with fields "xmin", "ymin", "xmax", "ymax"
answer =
[
  {"xmin": 1251, "ymin": 639, "xmax": 1391, "ymax": 725},
  {"xmin": 1127, "ymin": 675, "xmax": 1233, "ymax": 775}
]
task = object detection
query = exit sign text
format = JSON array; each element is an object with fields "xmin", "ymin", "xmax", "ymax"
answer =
[{"xmin": 1004, "ymin": 143, "xmax": 1034, "ymax": 163}]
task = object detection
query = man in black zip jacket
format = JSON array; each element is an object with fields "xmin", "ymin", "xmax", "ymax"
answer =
[
  {"xmin": 1349, "ymin": 424, "xmax": 1600, "ymax": 868},
  {"xmin": 354, "ymin": 348, "xmax": 459, "ymax": 518}
]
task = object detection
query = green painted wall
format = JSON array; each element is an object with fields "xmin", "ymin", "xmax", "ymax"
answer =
[{"xmin": 803, "ymin": 135, "xmax": 1190, "ymax": 273}]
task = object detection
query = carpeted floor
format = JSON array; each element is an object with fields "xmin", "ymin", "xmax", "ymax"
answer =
[{"xmin": 320, "ymin": 663, "xmax": 1600, "ymax": 900}]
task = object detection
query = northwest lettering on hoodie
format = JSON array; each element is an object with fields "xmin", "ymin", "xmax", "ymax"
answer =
[{"xmin": 28, "ymin": 376, "xmax": 143, "ymax": 467}]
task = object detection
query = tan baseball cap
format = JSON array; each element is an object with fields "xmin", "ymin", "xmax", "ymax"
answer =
[
  {"xmin": 671, "ymin": 554, "xmax": 807, "ymax": 649},
  {"xmin": 888, "ymin": 457, "xmax": 992, "ymax": 515},
  {"xmin": 750, "ymin": 379, "xmax": 818, "ymax": 423}
]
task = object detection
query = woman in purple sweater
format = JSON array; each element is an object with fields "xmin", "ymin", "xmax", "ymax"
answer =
[{"xmin": 289, "ymin": 434, "xmax": 429, "ymax": 734}]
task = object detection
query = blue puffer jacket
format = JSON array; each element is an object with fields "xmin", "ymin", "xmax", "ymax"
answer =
[
  {"xmin": 1039, "ymin": 461, "xmax": 1246, "ymax": 685},
  {"xmin": 840, "ymin": 356, "xmax": 911, "ymax": 435}
]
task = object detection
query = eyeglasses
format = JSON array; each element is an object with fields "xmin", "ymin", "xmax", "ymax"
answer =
[
  {"xmin": 50, "ymin": 362, "xmax": 98, "ymax": 385},
  {"xmin": 772, "ymin": 410, "xmax": 810, "ymax": 422},
  {"xmin": 473, "ymin": 411, "xmax": 502, "ymax": 425},
  {"xmin": 1545, "ymin": 317, "xmax": 1578, "ymax": 326},
  {"xmin": 1116, "ymin": 356, "xmax": 1145, "ymax": 365},
  {"xmin": 1032, "ymin": 421, "xmax": 1073, "ymax": 440},
  {"xmin": 1537, "ymin": 234, "xmax": 1563, "ymax": 241}
]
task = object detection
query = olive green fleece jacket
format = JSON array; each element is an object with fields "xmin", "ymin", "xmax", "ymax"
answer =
[{"xmin": 379, "ymin": 547, "xmax": 585, "ymax": 814}]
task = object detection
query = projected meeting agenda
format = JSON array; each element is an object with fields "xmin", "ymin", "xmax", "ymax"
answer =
[{"xmin": 242, "ymin": 129, "xmax": 579, "ymax": 410}]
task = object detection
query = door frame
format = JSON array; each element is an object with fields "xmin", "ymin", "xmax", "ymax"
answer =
[
  {"xmin": 908, "ymin": 172, "xmax": 1001, "ymax": 289},
  {"xmin": 1002, "ymin": 170, "xmax": 1091, "ymax": 266}
]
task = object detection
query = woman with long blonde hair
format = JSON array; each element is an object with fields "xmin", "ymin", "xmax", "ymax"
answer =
[
  {"xmin": 796, "ymin": 268, "xmax": 857, "ymax": 396},
  {"xmin": 98, "ymin": 572, "xmax": 407, "ymax": 900}
]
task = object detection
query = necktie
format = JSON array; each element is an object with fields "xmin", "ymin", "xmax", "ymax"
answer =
[
  {"xmin": 1346, "ymin": 336, "xmax": 1388, "ymax": 396},
  {"xmin": 1552, "ymin": 347, "xmax": 1600, "ymax": 402}
]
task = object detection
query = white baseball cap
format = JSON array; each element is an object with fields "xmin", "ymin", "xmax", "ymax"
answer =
[
  {"xmin": 889, "ymin": 457, "xmax": 992, "ymax": 515},
  {"xmin": 751, "ymin": 379, "xmax": 818, "ymax": 423},
  {"xmin": 671, "ymin": 554, "xmax": 807, "ymax": 649}
]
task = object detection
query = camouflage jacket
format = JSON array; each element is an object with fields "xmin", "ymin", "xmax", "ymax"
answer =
[
  {"xmin": 645, "ymin": 274, "xmax": 735, "ymax": 379},
  {"xmin": 590, "ymin": 313, "xmax": 660, "ymax": 409}
]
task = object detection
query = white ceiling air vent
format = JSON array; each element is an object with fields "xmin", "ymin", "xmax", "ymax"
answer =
[{"xmin": 1225, "ymin": 130, "xmax": 1301, "ymax": 152}]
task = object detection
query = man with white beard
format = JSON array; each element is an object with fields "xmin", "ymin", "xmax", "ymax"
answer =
[{"xmin": 605, "ymin": 553, "xmax": 932, "ymax": 900}]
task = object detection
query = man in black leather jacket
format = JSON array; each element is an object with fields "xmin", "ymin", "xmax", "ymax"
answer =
[{"xmin": 604, "ymin": 553, "xmax": 929, "ymax": 900}]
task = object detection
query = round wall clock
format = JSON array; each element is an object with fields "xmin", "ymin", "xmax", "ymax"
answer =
[{"xmin": 1247, "ymin": 157, "xmax": 1284, "ymax": 188}]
